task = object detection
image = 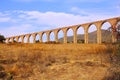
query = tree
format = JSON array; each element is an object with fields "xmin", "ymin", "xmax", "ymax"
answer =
[{"xmin": 0, "ymin": 35, "xmax": 5, "ymax": 43}]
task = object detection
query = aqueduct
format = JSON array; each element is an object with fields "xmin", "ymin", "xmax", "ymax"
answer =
[{"xmin": 5, "ymin": 17, "xmax": 120, "ymax": 44}]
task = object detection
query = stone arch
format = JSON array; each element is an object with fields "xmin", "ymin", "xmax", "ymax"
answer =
[
  {"xmin": 66, "ymin": 28, "xmax": 74, "ymax": 43},
  {"xmin": 13, "ymin": 37, "xmax": 16, "ymax": 42},
  {"xmin": 23, "ymin": 35, "xmax": 27, "ymax": 43},
  {"xmin": 76, "ymin": 26, "xmax": 85, "ymax": 43},
  {"xmin": 5, "ymin": 38, "xmax": 9, "ymax": 43},
  {"xmin": 5, "ymin": 38, "xmax": 7, "ymax": 43},
  {"xmin": 88, "ymin": 24, "xmax": 97, "ymax": 43},
  {"xmin": 9, "ymin": 38, "xmax": 11, "ymax": 43},
  {"xmin": 57, "ymin": 29, "xmax": 64, "ymax": 43},
  {"xmin": 21, "ymin": 35, "xmax": 25, "ymax": 43},
  {"xmin": 102, "ymin": 20, "xmax": 113, "ymax": 26},
  {"xmin": 25, "ymin": 35, "xmax": 30, "ymax": 43},
  {"xmin": 9, "ymin": 38, "xmax": 12, "ymax": 43},
  {"xmin": 101, "ymin": 21, "xmax": 112, "ymax": 43},
  {"xmin": 8, "ymin": 38, "xmax": 11, "ymax": 43},
  {"xmin": 29, "ymin": 34, "xmax": 33, "ymax": 43},
  {"xmin": 53, "ymin": 29, "xmax": 59, "ymax": 43},
  {"xmin": 8, "ymin": 38, "xmax": 10, "ymax": 43},
  {"xmin": 100, "ymin": 21, "xmax": 112, "ymax": 29},
  {"xmin": 42, "ymin": 32, "xmax": 47, "ymax": 42},
  {"xmin": 49, "ymin": 31, "xmax": 55, "ymax": 41},
  {"xmin": 8, "ymin": 38, "xmax": 12, "ymax": 43},
  {"xmin": 15, "ymin": 36, "xmax": 19, "ymax": 42},
  {"xmin": 18, "ymin": 36, "xmax": 22, "ymax": 43}
]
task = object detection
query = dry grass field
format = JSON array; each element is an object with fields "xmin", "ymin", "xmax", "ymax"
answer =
[{"xmin": 0, "ymin": 43, "xmax": 120, "ymax": 80}]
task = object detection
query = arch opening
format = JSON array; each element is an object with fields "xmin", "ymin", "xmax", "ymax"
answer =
[
  {"xmin": 88, "ymin": 24, "xmax": 97, "ymax": 43},
  {"xmin": 24, "ymin": 36, "xmax": 27, "ymax": 43},
  {"xmin": 58, "ymin": 30, "xmax": 64, "ymax": 43},
  {"xmin": 18, "ymin": 37, "xmax": 22, "ymax": 43},
  {"xmin": 77, "ymin": 26, "xmax": 84, "ymax": 43},
  {"xmin": 29, "ymin": 35, "xmax": 33, "ymax": 43},
  {"xmin": 13, "ymin": 38, "xmax": 16, "ymax": 43},
  {"xmin": 50, "ymin": 31, "xmax": 55, "ymax": 42},
  {"xmin": 9, "ymin": 38, "xmax": 12, "ymax": 43},
  {"xmin": 66, "ymin": 28, "xmax": 73, "ymax": 43},
  {"xmin": 42, "ymin": 32, "xmax": 47, "ymax": 42},
  {"xmin": 101, "ymin": 22, "xmax": 112, "ymax": 43}
]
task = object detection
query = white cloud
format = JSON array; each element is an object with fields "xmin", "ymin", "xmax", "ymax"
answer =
[
  {"xmin": 0, "ymin": 17, "xmax": 11, "ymax": 22},
  {"xmin": 18, "ymin": 10, "xmax": 114, "ymax": 27},
  {"xmin": 0, "ymin": 12, "xmax": 11, "ymax": 22},
  {"xmin": 0, "ymin": 24, "xmax": 34, "ymax": 37},
  {"xmin": 0, "ymin": 12, "xmax": 17, "ymax": 23},
  {"xmin": 22, "ymin": 11, "xmax": 85, "ymax": 26},
  {"xmin": 71, "ymin": 7, "xmax": 89, "ymax": 16},
  {"xmin": 71, "ymin": 6, "xmax": 120, "ymax": 17}
]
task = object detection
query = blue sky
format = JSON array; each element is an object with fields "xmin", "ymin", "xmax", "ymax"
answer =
[{"xmin": 0, "ymin": 0, "xmax": 120, "ymax": 37}]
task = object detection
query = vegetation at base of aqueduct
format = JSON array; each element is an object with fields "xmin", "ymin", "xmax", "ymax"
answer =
[
  {"xmin": 0, "ymin": 34, "xmax": 5, "ymax": 43},
  {"xmin": 0, "ymin": 43, "xmax": 120, "ymax": 80}
]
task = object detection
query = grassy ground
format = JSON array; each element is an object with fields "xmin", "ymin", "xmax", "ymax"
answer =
[{"xmin": 0, "ymin": 43, "xmax": 120, "ymax": 80}]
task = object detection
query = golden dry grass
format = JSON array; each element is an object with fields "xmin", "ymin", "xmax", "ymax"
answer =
[{"xmin": 0, "ymin": 43, "xmax": 120, "ymax": 80}]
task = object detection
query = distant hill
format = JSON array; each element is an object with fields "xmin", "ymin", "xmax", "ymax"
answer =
[{"xmin": 58, "ymin": 29, "xmax": 112, "ymax": 43}]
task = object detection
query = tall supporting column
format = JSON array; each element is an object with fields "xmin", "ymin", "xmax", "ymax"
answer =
[
  {"xmin": 26, "ymin": 35, "xmax": 30, "ymax": 43},
  {"xmin": 112, "ymin": 31, "xmax": 117, "ymax": 43},
  {"xmin": 16, "ymin": 37, "xmax": 19, "ymax": 42},
  {"xmin": 39, "ymin": 33, "xmax": 42, "ymax": 43},
  {"xmin": 73, "ymin": 28, "xmax": 77, "ymax": 43},
  {"xmin": 62, "ymin": 28, "xmax": 67, "ymax": 43},
  {"xmin": 64, "ymin": 32, "xmax": 67, "ymax": 43},
  {"xmin": 97, "ymin": 28, "xmax": 102, "ymax": 44},
  {"xmin": 54, "ymin": 30, "xmax": 58, "ymax": 43},
  {"xmin": 21, "ymin": 36, "xmax": 24, "ymax": 43},
  {"xmin": 11, "ymin": 37, "xmax": 14, "ymax": 43},
  {"xmin": 46, "ymin": 31, "xmax": 50, "ymax": 42},
  {"xmin": 96, "ymin": 23, "xmax": 102, "ymax": 44},
  {"xmin": 32, "ymin": 34, "xmax": 36, "ymax": 43},
  {"xmin": 84, "ymin": 28, "xmax": 88, "ymax": 44}
]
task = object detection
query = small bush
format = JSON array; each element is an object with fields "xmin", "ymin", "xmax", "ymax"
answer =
[{"xmin": 0, "ymin": 35, "xmax": 5, "ymax": 43}]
